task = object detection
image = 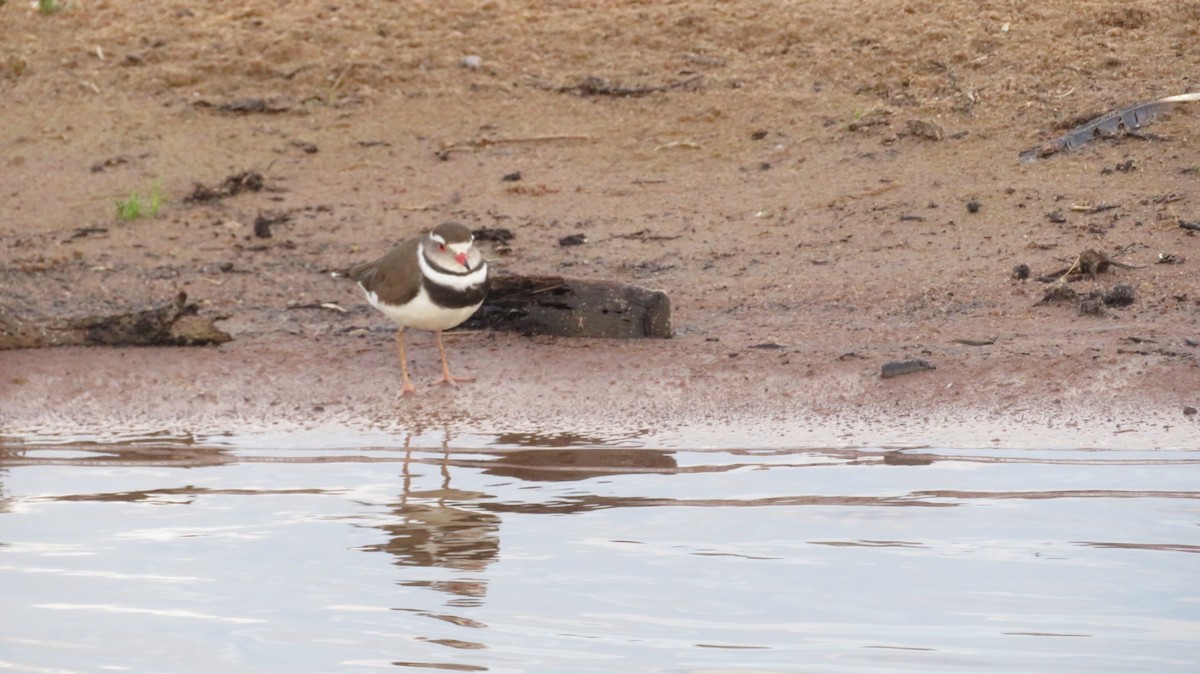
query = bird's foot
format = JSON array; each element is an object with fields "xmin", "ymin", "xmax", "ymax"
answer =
[{"xmin": 436, "ymin": 373, "xmax": 474, "ymax": 386}]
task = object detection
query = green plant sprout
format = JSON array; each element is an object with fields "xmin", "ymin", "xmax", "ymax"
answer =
[{"xmin": 114, "ymin": 184, "xmax": 163, "ymax": 220}]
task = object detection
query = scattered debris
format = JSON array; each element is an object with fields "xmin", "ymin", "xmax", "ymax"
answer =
[
  {"xmin": 1036, "ymin": 248, "xmax": 1144, "ymax": 283},
  {"xmin": 65, "ymin": 226, "xmax": 108, "ymax": 241},
  {"xmin": 1036, "ymin": 285, "xmax": 1079, "ymax": 306},
  {"xmin": 905, "ymin": 118, "xmax": 945, "ymax": 141},
  {"xmin": 559, "ymin": 233, "xmax": 587, "ymax": 247},
  {"xmin": 1152, "ymin": 192, "xmax": 1184, "ymax": 204},
  {"xmin": 610, "ymin": 229, "xmax": 682, "ymax": 243},
  {"xmin": 286, "ymin": 302, "xmax": 348, "ymax": 313},
  {"xmin": 543, "ymin": 74, "xmax": 703, "ymax": 98},
  {"xmin": 847, "ymin": 108, "xmax": 891, "ymax": 131},
  {"xmin": 472, "ymin": 227, "xmax": 515, "ymax": 243},
  {"xmin": 653, "ymin": 140, "xmax": 702, "ymax": 151},
  {"xmin": 1012, "ymin": 263, "xmax": 1031, "ymax": 280},
  {"xmin": 184, "ymin": 171, "xmax": 267, "ymax": 203},
  {"xmin": 90, "ymin": 156, "xmax": 128, "ymax": 173},
  {"xmin": 436, "ymin": 133, "xmax": 592, "ymax": 160},
  {"xmin": 253, "ymin": 211, "xmax": 290, "ymax": 238},
  {"xmin": 881, "ymin": 359, "xmax": 936, "ymax": 379},
  {"xmin": 505, "ymin": 183, "xmax": 560, "ymax": 196},
  {"xmin": 193, "ymin": 97, "xmax": 295, "ymax": 114},
  {"xmin": 1078, "ymin": 298, "xmax": 1105, "ymax": 316},
  {"xmin": 952, "ymin": 337, "xmax": 997, "ymax": 346},
  {"xmin": 0, "ymin": 293, "xmax": 230, "ymax": 350},
  {"xmin": 1038, "ymin": 282, "xmax": 1136, "ymax": 313},
  {"xmin": 1019, "ymin": 92, "xmax": 1200, "ymax": 162},
  {"xmin": 1103, "ymin": 283, "xmax": 1136, "ymax": 307},
  {"xmin": 1157, "ymin": 253, "xmax": 1185, "ymax": 264},
  {"xmin": 291, "ymin": 139, "xmax": 318, "ymax": 154},
  {"xmin": 1069, "ymin": 202, "xmax": 1119, "ymax": 214}
]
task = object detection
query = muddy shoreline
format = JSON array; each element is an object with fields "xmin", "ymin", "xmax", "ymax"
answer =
[{"xmin": 2, "ymin": 1, "xmax": 1198, "ymax": 449}]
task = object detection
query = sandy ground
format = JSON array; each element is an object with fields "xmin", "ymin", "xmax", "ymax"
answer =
[{"xmin": 2, "ymin": 1, "xmax": 1198, "ymax": 450}]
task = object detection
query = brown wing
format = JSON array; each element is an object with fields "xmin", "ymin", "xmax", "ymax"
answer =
[{"xmin": 347, "ymin": 237, "xmax": 421, "ymax": 306}]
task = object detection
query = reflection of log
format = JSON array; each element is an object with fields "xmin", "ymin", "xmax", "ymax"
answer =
[
  {"xmin": 0, "ymin": 293, "xmax": 231, "ymax": 350},
  {"xmin": 482, "ymin": 449, "xmax": 678, "ymax": 482},
  {"xmin": 463, "ymin": 274, "xmax": 672, "ymax": 338}
]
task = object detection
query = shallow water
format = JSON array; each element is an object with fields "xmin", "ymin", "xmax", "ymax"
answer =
[{"xmin": 1, "ymin": 433, "xmax": 1198, "ymax": 674}]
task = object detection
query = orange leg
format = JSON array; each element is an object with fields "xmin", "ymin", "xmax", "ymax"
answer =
[
  {"xmin": 395, "ymin": 332, "xmax": 417, "ymax": 396},
  {"xmin": 434, "ymin": 330, "xmax": 474, "ymax": 385}
]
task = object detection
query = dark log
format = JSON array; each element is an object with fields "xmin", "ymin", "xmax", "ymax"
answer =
[
  {"xmin": 462, "ymin": 274, "xmax": 672, "ymax": 338},
  {"xmin": 0, "ymin": 293, "xmax": 231, "ymax": 350}
]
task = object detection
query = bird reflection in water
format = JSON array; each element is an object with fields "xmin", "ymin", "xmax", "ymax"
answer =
[
  {"xmin": 354, "ymin": 428, "xmax": 678, "ymax": 602},
  {"xmin": 356, "ymin": 431, "xmax": 500, "ymax": 605}
]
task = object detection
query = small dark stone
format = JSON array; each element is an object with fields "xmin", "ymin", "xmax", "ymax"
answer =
[
  {"xmin": 501, "ymin": 171, "xmax": 523, "ymax": 182},
  {"xmin": 219, "ymin": 262, "xmax": 234, "ymax": 273},
  {"xmin": 559, "ymin": 233, "xmax": 587, "ymax": 247},
  {"xmin": 750, "ymin": 130, "xmax": 768, "ymax": 140},
  {"xmin": 292, "ymin": 139, "xmax": 318, "ymax": 154},
  {"xmin": 966, "ymin": 199, "xmax": 981, "ymax": 213},
  {"xmin": 748, "ymin": 342, "xmax": 786, "ymax": 350},
  {"xmin": 1047, "ymin": 210, "xmax": 1066, "ymax": 223},
  {"xmin": 1184, "ymin": 406, "xmax": 1198, "ymax": 416},
  {"xmin": 1103, "ymin": 283, "xmax": 1135, "ymax": 307},
  {"xmin": 758, "ymin": 162, "xmax": 772, "ymax": 171},
  {"xmin": 253, "ymin": 214, "xmax": 273, "ymax": 238},
  {"xmin": 1185, "ymin": 337, "xmax": 1199, "ymax": 347},
  {"xmin": 1012, "ymin": 263, "xmax": 1030, "ymax": 280}
]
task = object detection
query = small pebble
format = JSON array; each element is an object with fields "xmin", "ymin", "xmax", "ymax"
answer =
[
  {"xmin": 461, "ymin": 55, "xmax": 482, "ymax": 70},
  {"xmin": 1012, "ymin": 263, "xmax": 1030, "ymax": 280},
  {"xmin": 966, "ymin": 199, "xmax": 981, "ymax": 213}
]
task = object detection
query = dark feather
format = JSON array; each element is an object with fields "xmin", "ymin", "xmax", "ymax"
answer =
[{"xmin": 1019, "ymin": 92, "xmax": 1200, "ymax": 163}]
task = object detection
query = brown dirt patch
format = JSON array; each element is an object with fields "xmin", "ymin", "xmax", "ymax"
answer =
[{"xmin": 2, "ymin": 1, "xmax": 1199, "ymax": 448}]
